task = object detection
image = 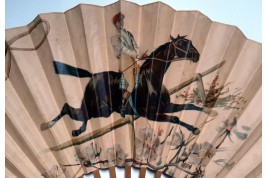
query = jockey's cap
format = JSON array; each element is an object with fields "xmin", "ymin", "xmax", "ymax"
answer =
[{"xmin": 112, "ymin": 12, "xmax": 125, "ymax": 25}]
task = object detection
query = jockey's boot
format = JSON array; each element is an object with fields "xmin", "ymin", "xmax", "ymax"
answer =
[{"xmin": 120, "ymin": 90, "xmax": 131, "ymax": 117}]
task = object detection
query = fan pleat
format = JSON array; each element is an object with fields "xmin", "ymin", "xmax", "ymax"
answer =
[{"xmin": 5, "ymin": 1, "xmax": 261, "ymax": 178}]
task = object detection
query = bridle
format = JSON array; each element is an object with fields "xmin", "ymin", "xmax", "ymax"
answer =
[
  {"xmin": 121, "ymin": 39, "xmax": 193, "ymax": 73},
  {"xmin": 171, "ymin": 38, "xmax": 190, "ymax": 55},
  {"xmin": 144, "ymin": 39, "xmax": 192, "ymax": 63}
]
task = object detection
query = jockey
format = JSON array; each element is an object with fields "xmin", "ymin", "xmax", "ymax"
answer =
[{"xmin": 111, "ymin": 12, "xmax": 144, "ymax": 117}]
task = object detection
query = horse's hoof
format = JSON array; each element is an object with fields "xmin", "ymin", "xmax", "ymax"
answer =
[
  {"xmin": 210, "ymin": 110, "xmax": 218, "ymax": 117},
  {"xmin": 40, "ymin": 123, "xmax": 49, "ymax": 131},
  {"xmin": 192, "ymin": 128, "xmax": 200, "ymax": 135},
  {"xmin": 72, "ymin": 130, "xmax": 80, "ymax": 137},
  {"xmin": 120, "ymin": 106, "xmax": 126, "ymax": 118},
  {"xmin": 203, "ymin": 108, "xmax": 218, "ymax": 117},
  {"xmin": 40, "ymin": 121, "xmax": 56, "ymax": 131}
]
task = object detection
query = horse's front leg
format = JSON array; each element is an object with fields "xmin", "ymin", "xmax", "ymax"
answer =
[
  {"xmin": 72, "ymin": 120, "xmax": 88, "ymax": 137},
  {"xmin": 40, "ymin": 103, "xmax": 70, "ymax": 131},
  {"xmin": 163, "ymin": 103, "xmax": 217, "ymax": 117},
  {"xmin": 149, "ymin": 113, "xmax": 200, "ymax": 135}
]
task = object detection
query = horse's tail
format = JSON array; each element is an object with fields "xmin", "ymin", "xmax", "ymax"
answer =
[{"xmin": 53, "ymin": 61, "xmax": 92, "ymax": 78}]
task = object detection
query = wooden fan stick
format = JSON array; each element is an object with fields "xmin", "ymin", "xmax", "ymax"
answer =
[
  {"xmin": 49, "ymin": 62, "xmax": 225, "ymax": 151},
  {"xmin": 109, "ymin": 166, "xmax": 116, "ymax": 178},
  {"xmin": 80, "ymin": 170, "xmax": 101, "ymax": 178},
  {"xmin": 139, "ymin": 167, "xmax": 146, "ymax": 178},
  {"xmin": 93, "ymin": 170, "xmax": 101, "ymax": 178},
  {"xmin": 155, "ymin": 171, "xmax": 162, "ymax": 178},
  {"xmin": 125, "ymin": 166, "xmax": 131, "ymax": 178}
]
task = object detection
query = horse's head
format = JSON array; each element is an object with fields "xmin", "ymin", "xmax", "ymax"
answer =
[
  {"xmin": 170, "ymin": 34, "xmax": 200, "ymax": 63},
  {"xmin": 140, "ymin": 34, "xmax": 200, "ymax": 74}
]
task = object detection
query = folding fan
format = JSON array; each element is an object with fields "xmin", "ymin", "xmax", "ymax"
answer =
[{"xmin": 5, "ymin": 1, "xmax": 261, "ymax": 178}]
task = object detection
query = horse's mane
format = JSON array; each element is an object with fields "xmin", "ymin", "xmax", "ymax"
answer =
[
  {"xmin": 140, "ymin": 41, "xmax": 170, "ymax": 72},
  {"xmin": 148, "ymin": 41, "xmax": 170, "ymax": 58}
]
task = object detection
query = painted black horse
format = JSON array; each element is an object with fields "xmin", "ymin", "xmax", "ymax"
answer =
[{"xmin": 41, "ymin": 35, "xmax": 214, "ymax": 137}]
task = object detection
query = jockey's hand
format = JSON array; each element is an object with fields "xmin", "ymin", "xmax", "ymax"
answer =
[
  {"xmin": 136, "ymin": 51, "xmax": 148, "ymax": 60},
  {"xmin": 141, "ymin": 53, "xmax": 148, "ymax": 60},
  {"xmin": 135, "ymin": 53, "xmax": 143, "ymax": 59},
  {"xmin": 136, "ymin": 60, "xmax": 142, "ymax": 66}
]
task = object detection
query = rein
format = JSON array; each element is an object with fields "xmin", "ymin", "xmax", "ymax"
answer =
[
  {"xmin": 5, "ymin": 19, "xmax": 50, "ymax": 81},
  {"xmin": 121, "ymin": 40, "xmax": 190, "ymax": 73},
  {"xmin": 7, "ymin": 19, "xmax": 50, "ymax": 51},
  {"xmin": 172, "ymin": 41, "xmax": 188, "ymax": 54},
  {"xmin": 144, "ymin": 40, "xmax": 190, "ymax": 63},
  {"xmin": 121, "ymin": 58, "xmax": 141, "ymax": 74},
  {"xmin": 142, "ymin": 56, "xmax": 183, "ymax": 63}
]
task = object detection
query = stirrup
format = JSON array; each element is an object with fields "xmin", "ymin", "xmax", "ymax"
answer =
[{"xmin": 120, "ymin": 105, "xmax": 127, "ymax": 118}]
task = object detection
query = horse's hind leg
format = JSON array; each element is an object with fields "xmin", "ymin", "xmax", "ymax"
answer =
[
  {"xmin": 63, "ymin": 102, "xmax": 90, "ymax": 137},
  {"xmin": 40, "ymin": 103, "xmax": 70, "ymax": 131},
  {"xmin": 72, "ymin": 120, "xmax": 88, "ymax": 137},
  {"xmin": 163, "ymin": 103, "xmax": 203, "ymax": 113},
  {"xmin": 163, "ymin": 103, "xmax": 218, "ymax": 117},
  {"xmin": 41, "ymin": 102, "xmax": 89, "ymax": 137},
  {"xmin": 148, "ymin": 113, "xmax": 200, "ymax": 135}
]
